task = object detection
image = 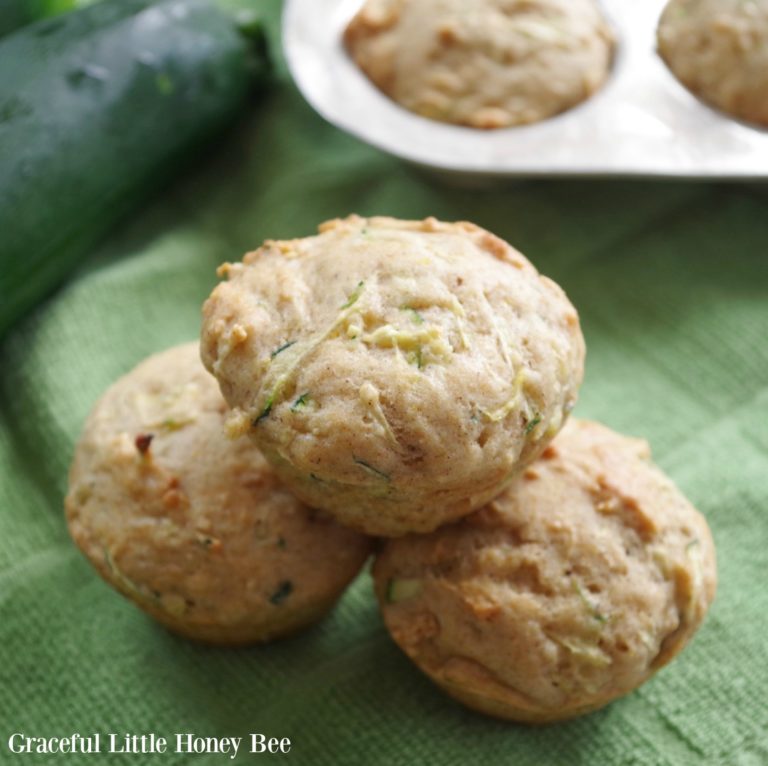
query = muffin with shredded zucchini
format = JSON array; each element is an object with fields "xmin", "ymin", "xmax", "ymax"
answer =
[
  {"xmin": 65, "ymin": 343, "xmax": 372, "ymax": 645},
  {"xmin": 344, "ymin": 0, "xmax": 615, "ymax": 129},
  {"xmin": 201, "ymin": 215, "xmax": 585, "ymax": 537},
  {"xmin": 374, "ymin": 419, "xmax": 717, "ymax": 722},
  {"xmin": 658, "ymin": 0, "xmax": 768, "ymax": 127}
]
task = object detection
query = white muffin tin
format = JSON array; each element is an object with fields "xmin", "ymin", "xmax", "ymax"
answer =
[{"xmin": 283, "ymin": 0, "xmax": 768, "ymax": 180}]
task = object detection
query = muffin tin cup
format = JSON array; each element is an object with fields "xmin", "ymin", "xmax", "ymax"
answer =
[{"xmin": 283, "ymin": 0, "xmax": 768, "ymax": 181}]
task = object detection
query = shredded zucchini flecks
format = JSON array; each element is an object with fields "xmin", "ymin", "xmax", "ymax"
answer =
[
  {"xmin": 572, "ymin": 580, "xmax": 609, "ymax": 625},
  {"xmin": 482, "ymin": 368, "xmax": 527, "ymax": 422},
  {"xmin": 400, "ymin": 306, "xmax": 425, "ymax": 325},
  {"xmin": 448, "ymin": 294, "xmax": 470, "ymax": 350},
  {"xmin": 552, "ymin": 635, "xmax": 612, "ymax": 668},
  {"xmin": 341, "ymin": 280, "xmax": 365, "ymax": 309},
  {"xmin": 104, "ymin": 549, "xmax": 161, "ymax": 606},
  {"xmin": 361, "ymin": 324, "xmax": 452, "ymax": 367},
  {"xmin": 271, "ymin": 340, "xmax": 297, "ymax": 358},
  {"xmin": 385, "ymin": 578, "xmax": 423, "ymax": 604},
  {"xmin": 253, "ymin": 397, "xmax": 273, "ymax": 426},
  {"xmin": 359, "ymin": 382, "xmax": 398, "ymax": 443},
  {"xmin": 399, "ymin": 293, "xmax": 469, "ymax": 350},
  {"xmin": 525, "ymin": 414, "xmax": 542, "ymax": 435},
  {"xmin": 136, "ymin": 383, "xmax": 200, "ymax": 432},
  {"xmin": 290, "ymin": 393, "xmax": 311, "ymax": 412},
  {"xmin": 517, "ymin": 18, "xmax": 566, "ymax": 43},
  {"xmin": 253, "ymin": 281, "xmax": 371, "ymax": 424},
  {"xmin": 353, "ymin": 457, "xmax": 391, "ymax": 482}
]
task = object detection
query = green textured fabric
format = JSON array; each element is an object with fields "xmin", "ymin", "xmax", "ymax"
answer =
[{"xmin": 2, "ymin": 3, "xmax": 767, "ymax": 764}]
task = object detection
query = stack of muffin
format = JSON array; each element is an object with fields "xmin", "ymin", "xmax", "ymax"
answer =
[{"xmin": 66, "ymin": 215, "xmax": 716, "ymax": 723}]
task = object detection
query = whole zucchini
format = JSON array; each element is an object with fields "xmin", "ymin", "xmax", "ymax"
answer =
[{"xmin": 0, "ymin": 0, "xmax": 269, "ymax": 337}]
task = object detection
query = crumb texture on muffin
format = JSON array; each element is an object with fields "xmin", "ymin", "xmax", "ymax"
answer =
[
  {"xmin": 66, "ymin": 343, "xmax": 371, "ymax": 644},
  {"xmin": 374, "ymin": 419, "xmax": 717, "ymax": 722},
  {"xmin": 344, "ymin": 0, "xmax": 615, "ymax": 128},
  {"xmin": 658, "ymin": 0, "xmax": 768, "ymax": 127},
  {"xmin": 201, "ymin": 216, "xmax": 585, "ymax": 536}
]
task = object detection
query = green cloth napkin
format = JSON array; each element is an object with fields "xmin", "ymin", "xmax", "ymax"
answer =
[{"xmin": 1, "ymin": 2, "xmax": 767, "ymax": 763}]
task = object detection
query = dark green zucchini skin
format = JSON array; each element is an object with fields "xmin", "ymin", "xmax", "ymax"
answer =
[
  {"xmin": 0, "ymin": 1, "xmax": 96, "ymax": 39},
  {"xmin": 0, "ymin": 0, "xmax": 269, "ymax": 337},
  {"xmin": 0, "ymin": 0, "xmax": 28, "ymax": 36}
]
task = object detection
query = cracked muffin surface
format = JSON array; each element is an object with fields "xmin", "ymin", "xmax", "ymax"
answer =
[
  {"xmin": 344, "ymin": 0, "xmax": 615, "ymax": 128},
  {"xmin": 66, "ymin": 343, "xmax": 371, "ymax": 644},
  {"xmin": 201, "ymin": 215, "xmax": 585, "ymax": 536},
  {"xmin": 658, "ymin": 0, "xmax": 768, "ymax": 127},
  {"xmin": 374, "ymin": 419, "xmax": 717, "ymax": 722}
]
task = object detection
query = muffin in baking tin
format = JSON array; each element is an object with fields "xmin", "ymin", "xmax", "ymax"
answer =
[
  {"xmin": 344, "ymin": 0, "xmax": 616, "ymax": 128},
  {"xmin": 658, "ymin": 0, "xmax": 768, "ymax": 128}
]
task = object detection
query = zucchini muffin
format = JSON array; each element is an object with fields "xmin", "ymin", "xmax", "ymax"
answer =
[
  {"xmin": 344, "ymin": 0, "xmax": 615, "ymax": 129},
  {"xmin": 201, "ymin": 216, "xmax": 585, "ymax": 537},
  {"xmin": 66, "ymin": 343, "xmax": 371, "ymax": 645},
  {"xmin": 658, "ymin": 0, "xmax": 768, "ymax": 127},
  {"xmin": 374, "ymin": 419, "xmax": 717, "ymax": 722}
]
